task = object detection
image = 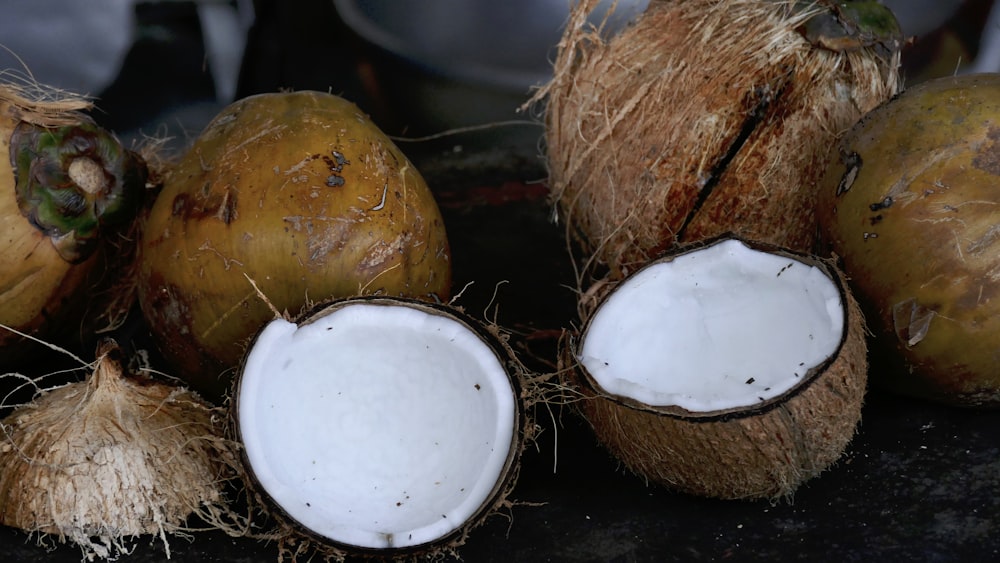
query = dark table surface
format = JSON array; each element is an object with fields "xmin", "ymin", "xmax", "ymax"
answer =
[
  {"xmin": 4, "ymin": 134, "xmax": 1000, "ymax": 562},
  {"xmin": 3, "ymin": 1, "xmax": 1000, "ymax": 561}
]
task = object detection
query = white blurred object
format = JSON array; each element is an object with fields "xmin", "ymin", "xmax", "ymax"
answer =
[
  {"xmin": 881, "ymin": 0, "xmax": 964, "ymax": 39},
  {"xmin": 332, "ymin": 0, "xmax": 649, "ymax": 93},
  {"xmin": 969, "ymin": 1, "xmax": 1000, "ymax": 73},
  {"xmin": 0, "ymin": 0, "xmax": 135, "ymax": 95},
  {"xmin": 196, "ymin": 0, "xmax": 255, "ymax": 102},
  {"xmin": 883, "ymin": 0, "xmax": 1000, "ymax": 75},
  {"xmin": 0, "ymin": 0, "xmax": 253, "ymax": 103}
]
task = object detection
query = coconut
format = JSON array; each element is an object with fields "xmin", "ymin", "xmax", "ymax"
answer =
[
  {"xmin": 138, "ymin": 90, "xmax": 452, "ymax": 401},
  {"xmin": 0, "ymin": 81, "xmax": 149, "ymax": 369},
  {"xmin": 533, "ymin": 0, "xmax": 902, "ymax": 278},
  {"xmin": 816, "ymin": 72, "xmax": 1000, "ymax": 408},
  {"xmin": 229, "ymin": 296, "xmax": 534, "ymax": 560},
  {"xmin": 563, "ymin": 237, "xmax": 867, "ymax": 499},
  {"xmin": 0, "ymin": 339, "xmax": 240, "ymax": 560}
]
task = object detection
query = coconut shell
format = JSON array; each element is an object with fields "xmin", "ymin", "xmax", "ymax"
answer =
[
  {"xmin": 228, "ymin": 297, "xmax": 536, "ymax": 561},
  {"xmin": 0, "ymin": 340, "xmax": 238, "ymax": 560},
  {"xmin": 563, "ymin": 241, "xmax": 868, "ymax": 500},
  {"xmin": 536, "ymin": 0, "xmax": 901, "ymax": 278}
]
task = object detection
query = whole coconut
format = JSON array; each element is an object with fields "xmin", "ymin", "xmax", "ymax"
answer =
[
  {"xmin": 138, "ymin": 91, "xmax": 451, "ymax": 400},
  {"xmin": 0, "ymin": 83, "xmax": 148, "ymax": 369},
  {"xmin": 817, "ymin": 73, "xmax": 1000, "ymax": 408},
  {"xmin": 535, "ymin": 0, "xmax": 902, "ymax": 278}
]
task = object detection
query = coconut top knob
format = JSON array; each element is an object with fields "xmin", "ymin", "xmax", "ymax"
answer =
[
  {"xmin": 9, "ymin": 121, "xmax": 148, "ymax": 263},
  {"xmin": 792, "ymin": 0, "xmax": 903, "ymax": 57}
]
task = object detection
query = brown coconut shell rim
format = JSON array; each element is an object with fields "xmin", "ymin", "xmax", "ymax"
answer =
[
  {"xmin": 572, "ymin": 234, "xmax": 853, "ymax": 423},
  {"xmin": 228, "ymin": 295, "xmax": 528, "ymax": 559}
]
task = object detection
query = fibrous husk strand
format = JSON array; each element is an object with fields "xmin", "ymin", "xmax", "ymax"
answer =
[
  {"xmin": 0, "ymin": 340, "xmax": 244, "ymax": 560},
  {"xmin": 0, "ymin": 73, "xmax": 93, "ymax": 127},
  {"xmin": 534, "ymin": 0, "xmax": 901, "ymax": 279}
]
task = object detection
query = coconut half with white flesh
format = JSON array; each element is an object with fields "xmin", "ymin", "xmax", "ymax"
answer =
[
  {"xmin": 231, "ymin": 297, "xmax": 528, "ymax": 559},
  {"xmin": 567, "ymin": 237, "xmax": 867, "ymax": 499}
]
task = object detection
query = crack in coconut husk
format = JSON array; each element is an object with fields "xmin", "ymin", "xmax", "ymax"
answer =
[
  {"xmin": 528, "ymin": 0, "xmax": 901, "ymax": 281},
  {"xmin": 0, "ymin": 338, "xmax": 251, "ymax": 560}
]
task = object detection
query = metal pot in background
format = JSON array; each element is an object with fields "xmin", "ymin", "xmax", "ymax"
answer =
[{"xmin": 332, "ymin": 0, "xmax": 648, "ymax": 149}]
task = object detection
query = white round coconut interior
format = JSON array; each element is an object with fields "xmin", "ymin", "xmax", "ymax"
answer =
[
  {"xmin": 238, "ymin": 303, "xmax": 516, "ymax": 549},
  {"xmin": 580, "ymin": 239, "xmax": 844, "ymax": 411}
]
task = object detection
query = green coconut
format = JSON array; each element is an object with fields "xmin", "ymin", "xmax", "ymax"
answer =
[
  {"xmin": 0, "ymin": 83, "xmax": 148, "ymax": 369},
  {"xmin": 817, "ymin": 72, "xmax": 1000, "ymax": 408},
  {"xmin": 137, "ymin": 91, "xmax": 452, "ymax": 400}
]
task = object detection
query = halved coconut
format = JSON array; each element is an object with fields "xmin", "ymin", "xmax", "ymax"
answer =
[
  {"xmin": 231, "ymin": 297, "xmax": 528, "ymax": 559},
  {"xmin": 566, "ymin": 237, "xmax": 867, "ymax": 499}
]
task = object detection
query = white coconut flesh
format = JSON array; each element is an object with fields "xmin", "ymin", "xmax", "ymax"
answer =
[
  {"xmin": 579, "ymin": 239, "xmax": 844, "ymax": 411},
  {"xmin": 237, "ymin": 302, "xmax": 517, "ymax": 550}
]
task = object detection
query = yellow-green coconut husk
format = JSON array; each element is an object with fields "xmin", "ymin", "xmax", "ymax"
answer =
[
  {"xmin": 534, "ymin": 0, "xmax": 902, "ymax": 278},
  {"xmin": 0, "ymin": 79, "xmax": 153, "ymax": 370}
]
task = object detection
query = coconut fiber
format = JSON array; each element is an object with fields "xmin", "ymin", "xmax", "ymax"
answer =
[{"xmin": 535, "ymin": 0, "xmax": 901, "ymax": 278}]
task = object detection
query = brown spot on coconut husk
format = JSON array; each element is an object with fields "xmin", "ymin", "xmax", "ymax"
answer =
[{"xmin": 531, "ymin": 0, "xmax": 900, "ymax": 280}]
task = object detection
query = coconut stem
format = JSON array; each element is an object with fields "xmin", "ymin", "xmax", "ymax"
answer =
[
  {"xmin": 88, "ymin": 339, "xmax": 126, "ymax": 395},
  {"xmin": 67, "ymin": 157, "xmax": 106, "ymax": 195},
  {"xmin": 9, "ymin": 121, "xmax": 148, "ymax": 264}
]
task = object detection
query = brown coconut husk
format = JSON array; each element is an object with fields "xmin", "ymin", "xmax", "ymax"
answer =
[
  {"xmin": 0, "ymin": 339, "xmax": 247, "ymax": 560},
  {"xmin": 562, "ymin": 240, "xmax": 869, "ymax": 500},
  {"xmin": 533, "ymin": 0, "xmax": 901, "ymax": 280}
]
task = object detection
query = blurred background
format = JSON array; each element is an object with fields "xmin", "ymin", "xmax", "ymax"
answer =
[{"xmin": 1, "ymin": 0, "xmax": 998, "ymax": 155}]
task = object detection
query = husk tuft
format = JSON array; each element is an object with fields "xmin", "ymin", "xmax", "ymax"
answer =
[
  {"xmin": 0, "ymin": 340, "xmax": 244, "ymax": 560},
  {"xmin": 0, "ymin": 73, "xmax": 93, "ymax": 127},
  {"xmin": 532, "ymin": 0, "xmax": 901, "ymax": 279}
]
